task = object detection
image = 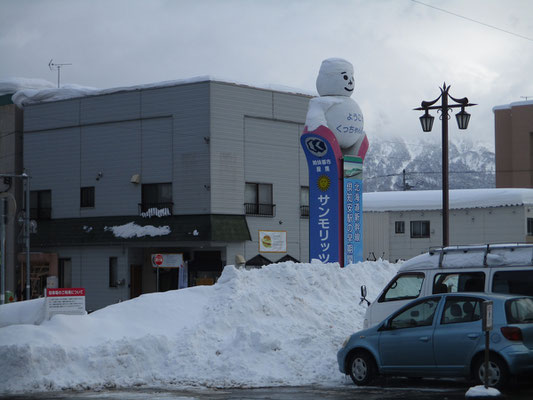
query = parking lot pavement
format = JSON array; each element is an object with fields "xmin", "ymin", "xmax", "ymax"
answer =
[{"xmin": 3, "ymin": 378, "xmax": 533, "ymax": 400}]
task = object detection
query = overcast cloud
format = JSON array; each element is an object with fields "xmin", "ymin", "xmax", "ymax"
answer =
[{"xmin": 1, "ymin": 0, "xmax": 533, "ymax": 147}]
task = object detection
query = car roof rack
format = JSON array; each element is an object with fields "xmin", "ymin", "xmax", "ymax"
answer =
[{"xmin": 428, "ymin": 243, "xmax": 533, "ymax": 268}]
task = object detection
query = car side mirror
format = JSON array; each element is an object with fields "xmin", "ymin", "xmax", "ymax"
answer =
[
  {"xmin": 360, "ymin": 285, "xmax": 370, "ymax": 306},
  {"xmin": 378, "ymin": 319, "xmax": 390, "ymax": 331}
]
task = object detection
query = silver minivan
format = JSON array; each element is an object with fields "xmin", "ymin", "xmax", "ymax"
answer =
[{"xmin": 362, "ymin": 244, "xmax": 533, "ymax": 329}]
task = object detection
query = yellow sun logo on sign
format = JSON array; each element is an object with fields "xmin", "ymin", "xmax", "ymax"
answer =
[{"xmin": 317, "ymin": 175, "xmax": 331, "ymax": 192}]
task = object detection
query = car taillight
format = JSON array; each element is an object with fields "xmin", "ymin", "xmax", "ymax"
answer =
[{"xmin": 501, "ymin": 326, "xmax": 523, "ymax": 341}]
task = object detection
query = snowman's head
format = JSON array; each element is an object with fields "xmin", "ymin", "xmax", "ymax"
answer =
[{"xmin": 316, "ymin": 58, "xmax": 354, "ymax": 97}]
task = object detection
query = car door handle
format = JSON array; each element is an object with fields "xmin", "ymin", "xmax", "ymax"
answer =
[
  {"xmin": 467, "ymin": 333, "xmax": 480, "ymax": 339},
  {"xmin": 419, "ymin": 336, "xmax": 430, "ymax": 342}
]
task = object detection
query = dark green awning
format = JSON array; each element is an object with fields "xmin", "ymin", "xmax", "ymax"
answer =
[{"xmin": 30, "ymin": 214, "xmax": 251, "ymax": 247}]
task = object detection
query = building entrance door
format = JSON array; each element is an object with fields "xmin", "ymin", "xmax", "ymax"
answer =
[{"xmin": 130, "ymin": 264, "xmax": 142, "ymax": 298}]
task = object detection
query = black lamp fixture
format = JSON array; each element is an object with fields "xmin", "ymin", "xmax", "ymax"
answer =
[
  {"xmin": 419, "ymin": 109, "xmax": 435, "ymax": 132},
  {"xmin": 414, "ymin": 83, "xmax": 476, "ymax": 247},
  {"xmin": 455, "ymin": 107, "xmax": 471, "ymax": 130}
]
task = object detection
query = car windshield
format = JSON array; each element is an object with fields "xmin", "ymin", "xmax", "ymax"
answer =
[{"xmin": 506, "ymin": 297, "xmax": 533, "ymax": 324}]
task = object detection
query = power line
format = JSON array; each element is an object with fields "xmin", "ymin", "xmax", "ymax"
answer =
[{"xmin": 410, "ymin": 0, "xmax": 533, "ymax": 43}]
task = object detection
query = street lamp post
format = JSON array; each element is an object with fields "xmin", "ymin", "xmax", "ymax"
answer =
[{"xmin": 415, "ymin": 83, "xmax": 475, "ymax": 247}]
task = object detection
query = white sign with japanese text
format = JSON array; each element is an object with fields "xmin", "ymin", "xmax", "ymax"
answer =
[{"xmin": 45, "ymin": 288, "xmax": 86, "ymax": 320}]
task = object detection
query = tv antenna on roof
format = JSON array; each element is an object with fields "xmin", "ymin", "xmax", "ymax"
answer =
[
  {"xmin": 521, "ymin": 96, "xmax": 533, "ymax": 101},
  {"xmin": 48, "ymin": 59, "xmax": 72, "ymax": 88}
]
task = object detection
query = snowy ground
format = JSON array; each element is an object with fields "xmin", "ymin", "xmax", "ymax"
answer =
[{"xmin": 0, "ymin": 260, "xmax": 399, "ymax": 395}]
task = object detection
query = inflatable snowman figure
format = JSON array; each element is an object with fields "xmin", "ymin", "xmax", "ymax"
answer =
[{"xmin": 305, "ymin": 58, "xmax": 368, "ymax": 160}]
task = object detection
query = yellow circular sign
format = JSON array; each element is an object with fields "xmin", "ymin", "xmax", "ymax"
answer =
[{"xmin": 317, "ymin": 175, "xmax": 331, "ymax": 191}]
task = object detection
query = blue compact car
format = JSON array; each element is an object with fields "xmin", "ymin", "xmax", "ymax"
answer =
[{"xmin": 337, "ymin": 293, "xmax": 533, "ymax": 388}]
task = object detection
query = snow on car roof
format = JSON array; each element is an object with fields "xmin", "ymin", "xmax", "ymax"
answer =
[{"xmin": 399, "ymin": 244, "xmax": 533, "ymax": 272}]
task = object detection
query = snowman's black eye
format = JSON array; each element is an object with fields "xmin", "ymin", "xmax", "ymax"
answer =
[{"xmin": 343, "ymin": 75, "xmax": 348, "ymax": 80}]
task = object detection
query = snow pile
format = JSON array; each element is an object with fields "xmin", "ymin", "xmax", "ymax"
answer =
[
  {"xmin": 0, "ymin": 298, "xmax": 46, "ymax": 328},
  {"xmin": 104, "ymin": 222, "xmax": 171, "ymax": 238},
  {"xmin": 465, "ymin": 385, "xmax": 501, "ymax": 397},
  {"xmin": 0, "ymin": 260, "xmax": 399, "ymax": 394}
]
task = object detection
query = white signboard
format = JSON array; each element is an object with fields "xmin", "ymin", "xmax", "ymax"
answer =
[
  {"xmin": 45, "ymin": 288, "xmax": 86, "ymax": 320},
  {"xmin": 259, "ymin": 230, "xmax": 287, "ymax": 253},
  {"xmin": 151, "ymin": 253, "xmax": 184, "ymax": 268}
]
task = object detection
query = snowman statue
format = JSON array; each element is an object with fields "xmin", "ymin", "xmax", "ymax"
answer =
[
  {"xmin": 301, "ymin": 57, "xmax": 367, "ymax": 265},
  {"xmin": 305, "ymin": 57, "xmax": 368, "ymax": 160}
]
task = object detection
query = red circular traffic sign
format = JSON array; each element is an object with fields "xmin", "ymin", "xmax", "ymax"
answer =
[{"xmin": 154, "ymin": 254, "xmax": 164, "ymax": 266}]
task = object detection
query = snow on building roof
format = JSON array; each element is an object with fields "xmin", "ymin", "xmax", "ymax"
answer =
[
  {"xmin": 0, "ymin": 76, "xmax": 314, "ymax": 107},
  {"xmin": 493, "ymin": 99, "xmax": 533, "ymax": 112},
  {"xmin": 363, "ymin": 188, "xmax": 533, "ymax": 212}
]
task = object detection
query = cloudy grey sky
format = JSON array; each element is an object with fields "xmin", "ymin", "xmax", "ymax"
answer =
[{"xmin": 1, "ymin": 0, "xmax": 532, "ymax": 147}]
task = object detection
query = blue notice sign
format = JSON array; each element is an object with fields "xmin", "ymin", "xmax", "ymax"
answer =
[
  {"xmin": 301, "ymin": 126, "xmax": 343, "ymax": 264},
  {"xmin": 343, "ymin": 156, "xmax": 363, "ymax": 264}
]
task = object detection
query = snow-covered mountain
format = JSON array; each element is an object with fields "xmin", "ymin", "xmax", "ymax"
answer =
[{"xmin": 364, "ymin": 136, "xmax": 495, "ymax": 192}]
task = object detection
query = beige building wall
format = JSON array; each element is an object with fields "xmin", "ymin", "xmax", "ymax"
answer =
[{"xmin": 494, "ymin": 102, "xmax": 533, "ymax": 188}]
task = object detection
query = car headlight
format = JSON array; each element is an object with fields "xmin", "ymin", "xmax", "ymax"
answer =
[{"xmin": 342, "ymin": 336, "xmax": 351, "ymax": 348}]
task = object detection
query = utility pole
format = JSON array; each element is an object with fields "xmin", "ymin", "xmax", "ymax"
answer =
[
  {"xmin": 402, "ymin": 169, "xmax": 413, "ymax": 191},
  {"xmin": 0, "ymin": 173, "xmax": 31, "ymax": 300},
  {"xmin": 1, "ymin": 197, "xmax": 6, "ymax": 304}
]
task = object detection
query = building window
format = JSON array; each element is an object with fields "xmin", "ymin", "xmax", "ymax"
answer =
[
  {"xmin": 59, "ymin": 258, "xmax": 72, "ymax": 288},
  {"xmin": 30, "ymin": 190, "xmax": 51, "ymax": 220},
  {"xmin": 80, "ymin": 186, "xmax": 95, "ymax": 208},
  {"xmin": 300, "ymin": 186, "xmax": 309, "ymax": 217},
  {"xmin": 140, "ymin": 183, "xmax": 173, "ymax": 214},
  {"xmin": 109, "ymin": 257, "xmax": 118, "ymax": 288},
  {"xmin": 245, "ymin": 182, "xmax": 274, "ymax": 216},
  {"xmin": 395, "ymin": 221, "xmax": 405, "ymax": 234},
  {"xmin": 411, "ymin": 220, "xmax": 430, "ymax": 238},
  {"xmin": 528, "ymin": 218, "xmax": 533, "ymax": 236}
]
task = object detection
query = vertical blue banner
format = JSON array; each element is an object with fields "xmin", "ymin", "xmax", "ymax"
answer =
[
  {"xmin": 301, "ymin": 126, "xmax": 343, "ymax": 264},
  {"xmin": 343, "ymin": 156, "xmax": 363, "ymax": 264}
]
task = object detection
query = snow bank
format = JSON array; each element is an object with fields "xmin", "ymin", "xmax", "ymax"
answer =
[
  {"xmin": 465, "ymin": 385, "xmax": 501, "ymax": 397},
  {"xmin": 0, "ymin": 298, "xmax": 46, "ymax": 328},
  {"xmin": 0, "ymin": 260, "xmax": 399, "ymax": 394}
]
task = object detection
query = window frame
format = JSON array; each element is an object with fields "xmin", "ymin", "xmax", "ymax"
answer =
[
  {"xmin": 244, "ymin": 182, "xmax": 275, "ymax": 216},
  {"xmin": 395, "ymin": 221, "xmax": 405, "ymax": 234},
  {"xmin": 492, "ymin": 270, "xmax": 533, "ymax": 297},
  {"xmin": 410, "ymin": 220, "xmax": 430, "ymax": 238},
  {"xmin": 80, "ymin": 186, "xmax": 95, "ymax": 208},
  {"xmin": 58, "ymin": 258, "xmax": 72, "ymax": 288},
  {"xmin": 386, "ymin": 297, "xmax": 440, "ymax": 330},
  {"xmin": 440, "ymin": 296, "xmax": 483, "ymax": 325},
  {"xmin": 300, "ymin": 186, "xmax": 309, "ymax": 217},
  {"xmin": 109, "ymin": 257, "xmax": 118, "ymax": 288},
  {"xmin": 378, "ymin": 272, "xmax": 425, "ymax": 303},
  {"xmin": 432, "ymin": 272, "xmax": 486, "ymax": 294},
  {"xmin": 140, "ymin": 183, "xmax": 173, "ymax": 214},
  {"xmin": 30, "ymin": 189, "xmax": 52, "ymax": 220}
]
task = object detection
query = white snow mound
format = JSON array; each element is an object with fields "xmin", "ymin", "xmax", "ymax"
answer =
[{"xmin": 0, "ymin": 260, "xmax": 399, "ymax": 394}]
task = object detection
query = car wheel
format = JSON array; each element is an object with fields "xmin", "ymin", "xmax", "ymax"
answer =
[
  {"xmin": 348, "ymin": 350, "xmax": 376, "ymax": 386},
  {"xmin": 474, "ymin": 355, "xmax": 508, "ymax": 389}
]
